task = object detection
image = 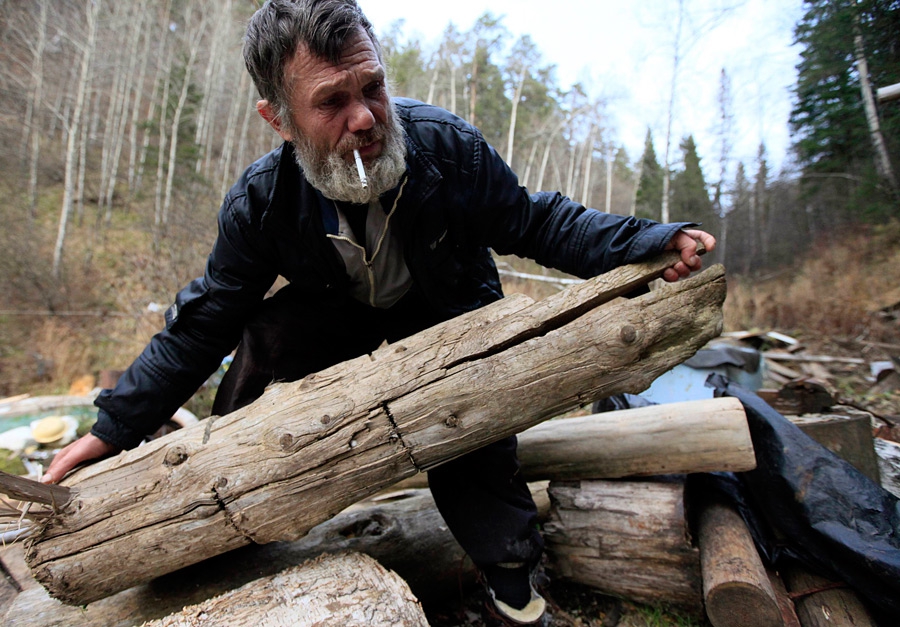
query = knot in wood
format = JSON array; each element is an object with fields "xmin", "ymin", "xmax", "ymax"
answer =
[
  {"xmin": 164, "ymin": 446, "xmax": 188, "ymax": 467},
  {"xmin": 279, "ymin": 433, "xmax": 295, "ymax": 451},
  {"xmin": 620, "ymin": 325, "xmax": 637, "ymax": 344},
  {"xmin": 444, "ymin": 414, "xmax": 460, "ymax": 428},
  {"xmin": 320, "ymin": 414, "xmax": 332, "ymax": 425}
]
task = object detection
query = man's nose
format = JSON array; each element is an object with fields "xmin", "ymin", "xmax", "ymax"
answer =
[{"xmin": 347, "ymin": 99, "xmax": 376, "ymax": 134}]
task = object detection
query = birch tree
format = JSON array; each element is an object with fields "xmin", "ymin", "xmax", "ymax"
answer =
[
  {"xmin": 53, "ymin": 0, "xmax": 99, "ymax": 279},
  {"xmin": 504, "ymin": 36, "xmax": 539, "ymax": 166},
  {"xmin": 24, "ymin": 0, "xmax": 50, "ymax": 218},
  {"xmin": 161, "ymin": 4, "xmax": 208, "ymax": 226}
]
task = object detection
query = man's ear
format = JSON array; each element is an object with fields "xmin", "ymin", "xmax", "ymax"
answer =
[{"xmin": 257, "ymin": 100, "xmax": 293, "ymax": 142}]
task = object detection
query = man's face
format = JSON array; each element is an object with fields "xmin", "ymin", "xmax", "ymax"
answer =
[{"xmin": 259, "ymin": 28, "xmax": 406, "ymax": 204}]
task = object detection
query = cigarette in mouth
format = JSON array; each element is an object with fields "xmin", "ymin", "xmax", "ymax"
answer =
[{"xmin": 353, "ymin": 149, "xmax": 368, "ymax": 189}]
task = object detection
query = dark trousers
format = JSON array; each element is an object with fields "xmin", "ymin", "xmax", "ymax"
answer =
[{"xmin": 213, "ymin": 284, "xmax": 544, "ymax": 568}]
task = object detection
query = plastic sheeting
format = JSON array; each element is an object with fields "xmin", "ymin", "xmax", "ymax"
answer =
[{"xmin": 703, "ymin": 373, "xmax": 900, "ymax": 620}]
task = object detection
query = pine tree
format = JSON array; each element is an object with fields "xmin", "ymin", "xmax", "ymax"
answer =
[
  {"xmin": 723, "ymin": 162, "xmax": 752, "ymax": 275},
  {"xmin": 633, "ymin": 129, "xmax": 663, "ymax": 221},
  {"xmin": 790, "ymin": 0, "xmax": 900, "ymax": 218},
  {"xmin": 670, "ymin": 135, "xmax": 718, "ymax": 236}
]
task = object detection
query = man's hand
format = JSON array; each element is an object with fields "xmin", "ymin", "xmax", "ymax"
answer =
[
  {"xmin": 41, "ymin": 433, "xmax": 119, "ymax": 484},
  {"xmin": 662, "ymin": 229, "xmax": 716, "ymax": 282}
]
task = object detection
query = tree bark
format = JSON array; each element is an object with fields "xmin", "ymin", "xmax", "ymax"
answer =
[
  {"xmin": 26, "ymin": 255, "xmax": 725, "ymax": 605},
  {"xmin": 544, "ymin": 478, "xmax": 703, "ymax": 616}
]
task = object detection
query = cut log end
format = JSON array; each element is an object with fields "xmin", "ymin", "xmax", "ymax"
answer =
[{"xmin": 705, "ymin": 582, "xmax": 784, "ymax": 627}]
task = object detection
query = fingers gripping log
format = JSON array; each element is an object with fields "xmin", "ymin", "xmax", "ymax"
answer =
[{"xmin": 25, "ymin": 256, "xmax": 727, "ymax": 605}]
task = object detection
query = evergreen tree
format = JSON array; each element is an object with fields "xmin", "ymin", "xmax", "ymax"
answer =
[
  {"xmin": 634, "ymin": 129, "xmax": 663, "ymax": 221},
  {"xmin": 380, "ymin": 20, "xmax": 428, "ymax": 101},
  {"xmin": 723, "ymin": 162, "xmax": 753, "ymax": 275},
  {"xmin": 790, "ymin": 0, "xmax": 900, "ymax": 219},
  {"xmin": 670, "ymin": 135, "xmax": 718, "ymax": 236}
]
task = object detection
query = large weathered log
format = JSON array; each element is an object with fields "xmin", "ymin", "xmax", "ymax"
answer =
[
  {"xmin": 698, "ymin": 501, "xmax": 783, "ymax": 627},
  {"xmin": 543, "ymin": 478, "xmax": 703, "ymax": 617},
  {"xmin": 2, "ymin": 486, "xmax": 539, "ymax": 626},
  {"xmin": 141, "ymin": 552, "xmax": 427, "ymax": 627},
  {"xmin": 26, "ymin": 256, "xmax": 726, "ymax": 605}
]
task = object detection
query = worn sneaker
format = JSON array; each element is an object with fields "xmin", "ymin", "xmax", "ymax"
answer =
[{"xmin": 482, "ymin": 562, "xmax": 546, "ymax": 625}]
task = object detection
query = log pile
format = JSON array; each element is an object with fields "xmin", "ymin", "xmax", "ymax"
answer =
[{"xmin": 21, "ymin": 254, "xmax": 726, "ymax": 605}]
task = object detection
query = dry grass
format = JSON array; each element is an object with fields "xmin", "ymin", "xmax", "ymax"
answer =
[{"xmin": 722, "ymin": 221, "xmax": 900, "ymax": 344}]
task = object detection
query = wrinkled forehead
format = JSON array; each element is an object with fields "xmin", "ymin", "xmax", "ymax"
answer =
[{"xmin": 284, "ymin": 27, "xmax": 384, "ymax": 94}]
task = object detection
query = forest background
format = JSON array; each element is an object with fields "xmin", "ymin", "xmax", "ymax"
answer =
[{"xmin": 0, "ymin": 0, "xmax": 898, "ymax": 407}]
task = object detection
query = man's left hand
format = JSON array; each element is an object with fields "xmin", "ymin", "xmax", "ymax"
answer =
[{"xmin": 662, "ymin": 229, "xmax": 716, "ymax": 282}]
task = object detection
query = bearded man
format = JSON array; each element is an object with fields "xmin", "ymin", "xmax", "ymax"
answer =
[{"xmin": 46, "ymin": 1, "xmax": 715, "ymax": 623}]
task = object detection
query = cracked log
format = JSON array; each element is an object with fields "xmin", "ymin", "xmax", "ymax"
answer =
[
  {"xmin": 25, "ymin": 254, "xmax": 726, "ymax": 605},
  {"xmin": 141, "ymin": 551, "xmax": 428, "ymax": 627}
]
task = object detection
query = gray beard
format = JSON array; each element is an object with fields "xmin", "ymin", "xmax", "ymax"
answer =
[{"xmin": 291, "ymin": 105, "xmax": 407, "ymax": 205}]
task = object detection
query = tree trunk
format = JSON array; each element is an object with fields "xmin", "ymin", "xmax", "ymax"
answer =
[
  {"xmin": 580, "ymin": 126, "xmax": 595, "ymax": 205},
  {"xmin": 193, "ymin": 0, "xmax": 230, "ymax": 175},
  {"xmin": 544, "ymin": 478, "xmax": 703, "ymax": 616},
  {"xmin": 699, "ymin": 501, "xmax": 783, "ymax": 627},
  {"xmin": 162, "ymin": 6, "xmax": 206, "ymax": 226},
  {"xmin": 218, "ymin": 70, "xmax": 250, "ymax": 198},
  {"xmin": 505, "ymin": 67, "xmax": 526, "ymax": 165},
  {"xmin": 661, "ymin": 0, "xmax": 684, "ymax": 224},
  {"xmin": 25, "ymin": 0, "xmax": 49, "ymax": 218},
  {"xmin": 25, "ymin": 255, "xmax": 725, "ymax": 605},
  {"xmin": 854, "ymin": 33, "xmax": 898, "ymax": 192},
  {"xmin": 126, "ymin": 2, "xmax": 154, "ymax": 197},
  {"xmin": 134, "ymin": 0, "xmax": 173, "ymax": 195},
  {"xmin": 52, "ymin": 0, "xmax": 98, "ymax": 279},
  {"xmin": 605, "ymin": 147, "xmax": 613, "ymax": 213},
  {"xmin": 233, "ymin": 79, "xmax": 257, "ymax": 182}
]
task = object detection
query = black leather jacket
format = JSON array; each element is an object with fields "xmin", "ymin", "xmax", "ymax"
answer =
[{"xmin": 93, "ymin": 98, "xmax": 691, "ymax": 448}]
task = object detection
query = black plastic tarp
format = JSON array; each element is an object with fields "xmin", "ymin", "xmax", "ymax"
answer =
[{"xmin": 704, "ymin": 373, "xmax": 900, "ymax": 620}]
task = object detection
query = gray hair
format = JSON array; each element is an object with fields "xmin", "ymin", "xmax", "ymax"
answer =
[{"xmin": 243, "ymin": 0, "xmax": 381, "ymax": 125}]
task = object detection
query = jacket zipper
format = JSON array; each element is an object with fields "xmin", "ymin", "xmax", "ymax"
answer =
[{"xmin": 326, "ymin": 176, "xmax": 408, "ymax": 307}]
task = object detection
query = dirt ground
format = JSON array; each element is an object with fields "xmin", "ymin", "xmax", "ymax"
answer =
[{"xmin": 423, "ymin": 576, "xmax": 706, "ymax": 627}]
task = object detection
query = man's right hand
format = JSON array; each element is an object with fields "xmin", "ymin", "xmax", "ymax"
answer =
[{"xmin": 41, "ymin": 433, "xmax": 119, "ymax": 484}]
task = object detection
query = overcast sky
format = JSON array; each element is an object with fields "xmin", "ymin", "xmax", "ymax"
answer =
[{"xmin": 360, "ymin": 0, "xmax": 805, "ymax": 177}]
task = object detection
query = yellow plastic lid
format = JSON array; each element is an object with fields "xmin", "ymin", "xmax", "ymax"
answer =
[{"xmin": 32, "ymin": 416, "xmax": 68, "ymax": 444}]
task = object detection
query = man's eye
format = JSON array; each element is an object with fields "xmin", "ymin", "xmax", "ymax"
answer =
[
  {"xmin": 365, "ymin": 81, "xmax": 385, "ymax": 97},
  {"xmin": 320, "ymin": 95, "xmax": 343, "ymax": 109}
]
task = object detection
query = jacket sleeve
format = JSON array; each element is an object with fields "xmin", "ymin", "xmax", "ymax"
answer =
[
  {"xmin": 467, "ymin": 130, "xmax": 694, "ymax": 278},
  {"xmin": 91, "ymin": 195, "xmax": 278, "ymax": 450}
]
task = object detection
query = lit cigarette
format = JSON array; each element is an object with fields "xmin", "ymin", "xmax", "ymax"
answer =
[{"xmin": 353, "ymin": 149, "xmax": 368, "ymax": 189}]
